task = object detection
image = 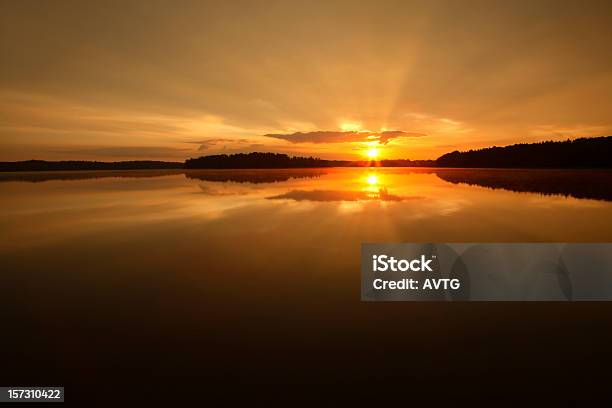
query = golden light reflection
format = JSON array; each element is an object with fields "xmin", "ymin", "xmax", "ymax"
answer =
[
  {"xmin": 362, "ymin": 171, "xmax": 382, "ymax": 199},
  {"xmin": 366, "ymin": 174, "xmax": 379, "ymax": 185}
]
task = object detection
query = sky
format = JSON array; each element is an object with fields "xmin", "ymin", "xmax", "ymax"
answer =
[{"xmin": 2, "ymin": 0, "xmax": 612, "ymax": 161}]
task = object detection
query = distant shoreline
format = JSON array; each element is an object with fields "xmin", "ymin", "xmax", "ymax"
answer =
[
  {"xmin": 2, "ymin": 165, "xmax": 612, "ymax": 173},
  {"xmin": 2, "ymin": 136, "xmax": 610, "ymax": 171}
]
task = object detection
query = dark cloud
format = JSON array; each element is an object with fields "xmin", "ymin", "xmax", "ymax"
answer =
[
  {"xmin": 192, "ymin": 138, "xmax": 252, "ymax": 151},
  {"xmin": 264, "ymin": 130, "xmax": 425, "ymax": 145},
  {"xmin": 189, "ymin": 138, "xmax": 269, "ymax": 153}
]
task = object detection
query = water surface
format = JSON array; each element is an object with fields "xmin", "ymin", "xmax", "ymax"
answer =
[
  {"xmin": 2, "ymin": 168, "xmax": 611, "ymax": 252},
  {"xmin": 1, "ymin": 168, "xmax": 612, "ymax": 396}
]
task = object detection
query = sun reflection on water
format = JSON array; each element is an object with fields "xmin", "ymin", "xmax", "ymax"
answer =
[
  {"xmin": 366, "ymin": 174, "xmax": 379, "ymax": 185},
  {"xmin": 363, "ymin": 171, "xmax": 383, "ymax": 199}
]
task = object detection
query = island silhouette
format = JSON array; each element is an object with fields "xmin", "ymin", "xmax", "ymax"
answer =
[{"xmin": 1, "ymin": 136, "xmax": 610, "ymax": 171}]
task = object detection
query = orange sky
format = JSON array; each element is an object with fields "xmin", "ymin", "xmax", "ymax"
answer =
[{"xmin": 2, "ymin": 1, "xmax": 612, "ymax": 161}]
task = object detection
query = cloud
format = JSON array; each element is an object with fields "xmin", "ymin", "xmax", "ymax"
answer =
[
  {"xmin": 189, "ymin": 138, "xmax": 270, "ymax": 154},
  {"xmin": 263, "ymin": 130, "xmax": 425, "ymax": 145},
  {"xmin": 529, "ymin": 124, "xmax": 610, "ymax": 139},
  {"xmin": 193, "ymin": 138, "xmax": 252, "ymax": 151},
  {"xmin": 378, "ymin": 131, "xmax": 425, "ymax": 144}
]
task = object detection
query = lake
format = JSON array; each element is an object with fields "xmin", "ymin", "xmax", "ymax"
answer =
[{"xmin": 1, "ymin": 167, "xmax": 612, "ymax": 400}]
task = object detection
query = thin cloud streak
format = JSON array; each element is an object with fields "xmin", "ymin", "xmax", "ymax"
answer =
[{"xmin": 264, "ymin": 130, "xmax": 425, "ymax": 145}]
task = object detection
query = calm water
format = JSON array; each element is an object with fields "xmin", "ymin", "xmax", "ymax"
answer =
[
  {"xmin": 2, "ymin": 167, "xmax": 612, "ymax": 399},
  {"xmin": 2, "ymin": 168, "xmax": 611, "ymax": 252}
]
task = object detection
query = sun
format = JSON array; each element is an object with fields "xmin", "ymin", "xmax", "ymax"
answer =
[{"xmin": 366, "ymin": 147, "xmax": 379, "ymax": 159}]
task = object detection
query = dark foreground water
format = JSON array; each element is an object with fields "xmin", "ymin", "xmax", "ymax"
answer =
[{"xmin": 1, "ymin": 168, "xmax": 612, "ymax": 403}]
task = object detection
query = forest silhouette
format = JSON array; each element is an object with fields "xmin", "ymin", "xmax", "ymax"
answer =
[
  {"xmin": 184, "ymin": 152, "xmax": 433, "ymax": 169},
  {"xmin": 436, "ymin": 136, "xmax": 611, "ymax": 168},
  {"xmin": 1, "ymin": 136, "xmax": 610, "ymax": 171}
]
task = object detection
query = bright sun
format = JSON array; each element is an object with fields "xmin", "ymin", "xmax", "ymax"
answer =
[{"xmin": 366, "ymin": 148, "xmax": 379, "ymax": 159}]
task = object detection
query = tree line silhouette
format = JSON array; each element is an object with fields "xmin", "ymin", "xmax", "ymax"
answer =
[
  {"xmin": 184, "ymin": 152, "xmax": 434, "ymax": 168},
  {"xmin": 184, "ymin": 153, "xmax": 335, "ymax": 168},
  {"xmin": 1, "ymin": 136, "xmax": 610, "ymax": 171},
  {"xmin": 435, "ymin": 136, "xmax": 612, "ymax": 168}
]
